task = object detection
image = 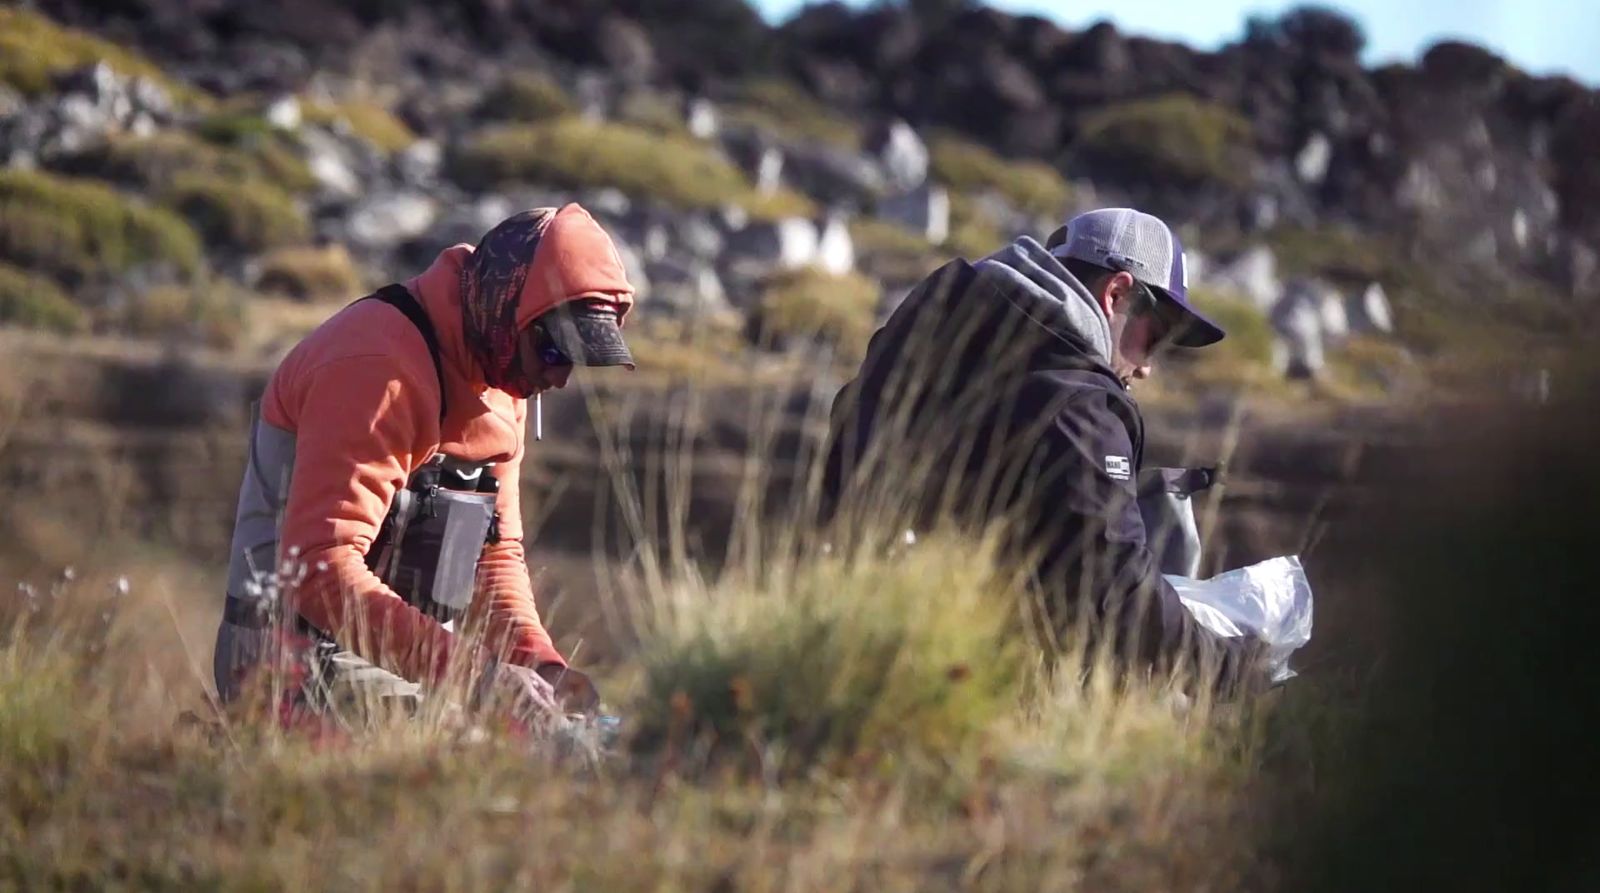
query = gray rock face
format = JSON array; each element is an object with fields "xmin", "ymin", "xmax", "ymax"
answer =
[
  {"xmin": 815, "ymin": 213, "xmax": 856, "ymax": 276},
  {"xmin": 1348, "ymin": 282, "xmax": 1395, "ymax": 335},
  {"xmin": 644, "ymin": 256, "xmax": 733, "ymax": 318},
  {"xmin": 299, "ymin": 126, "xmax": 363, "ymax": 199},
  {"xmin": 875, "ymin": 119, "xmax": 929, "ymax": 192},
  {"xmin": 1208, "ymin": 245, "xmax": 1283, "ymax": 312},
  {"xmin": 687, "ymin": 97, "xmax": 719, "ymax": 140},
  {"xmin": 1271, "ymin": 279, "xmax": 1329, "ymax": 379},
  {"xmin": 781, "ymin": 143, "xmax": 885, "ymax": 208},
  {"xmin": 1295, "ymin": 132, "xmax": 1332, "ymax": 185},
  {"xmin": 343, "ymin": 190, "xmax": 439, "ymax": 251},
  {"xmin": 878, "ymin": 184, "xmax": 949, "ymax": 244}
]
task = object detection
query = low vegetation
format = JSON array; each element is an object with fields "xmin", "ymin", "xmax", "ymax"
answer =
[
  {"xmin": 0, "ymin": 7, "xmax": 204, "ymax": 105},
  {"xmin": 0, "ymin": 263, "xmax": 87, "ymax": 333},
  {"xmin": 929, "ymin": 135, "xmax": 1073, "ymax": 219},
  {"xmin": 117, "ymin": 281, "xmax": 248, "ymax": 349},
  {"xmin": 254, "ymin": 244, "xmax": 364, "ymax": 301},
  {"xmin": 52, "ymin": 130, "xmax": 316, "ymax": 197},
  {"xmin": 479, "ymin": 72, "xmax": 576, "ymax": 124},
  {"xmin": 753, "ymin": 267, "xmax": 881, "ymax": 358},
  {"xmin": 721, "ymin": 79, "xmax": 862, "ymax": 149},
  {"xmin": 301, "ymin": 99, "xmax": 417, "ymax": 154},
  {"xmin": 451, "ymin": 118, "xmax": 809, "ymax": 219},
  {"xmin": 1072, "ymin": 93, "xmax": 1256, "ymax": 189},
  {"xmin": 0, "ymin": 168, "xmax": 203, "ymax": 284},
  {"xmin": 942, "ymin": 192, "xmax": 1008, "ymax": 260},
  {"xmin": 849, "ymin": 217, "xmax": 944, "ymax": 283},
  {"xmin": 164, "ymin": 174, "xmax": 309, "ymax": 253}
]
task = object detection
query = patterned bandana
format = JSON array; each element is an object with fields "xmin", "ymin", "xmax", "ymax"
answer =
[{"xmin": 459, "ymin": 208, "xmax": 557, "ymax": 397}]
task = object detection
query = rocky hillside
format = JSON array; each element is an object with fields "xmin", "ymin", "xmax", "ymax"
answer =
[{"xmin": 1, "ymin": 1, "xmax": 1594, "ymax": 393}]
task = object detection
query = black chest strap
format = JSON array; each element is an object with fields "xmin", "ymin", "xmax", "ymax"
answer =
[{"xmin": 363, "ymin": 284, "xmax": 447, "ymax": 423}]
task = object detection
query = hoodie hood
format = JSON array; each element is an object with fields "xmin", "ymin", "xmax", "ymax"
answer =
[
  {"xmin": 410, "ymin": 203, "xmax": 635, "ymax": 396},
  {"xmin": 972, "ymin": 235, "xmax": 1114, "ymax": 367}
]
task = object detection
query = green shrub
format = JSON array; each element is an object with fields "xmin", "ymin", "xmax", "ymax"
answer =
[
  {"xmin": 942, "ymin": 193, "xmax": 1006, "ymax": 260},
  {"xmin": 54, "ymin": 130, "xmax": 313, "ymax": 196},
  {"xmin": 302, "ymin": 99, "xmax": 416, "ymax": 153},
  {"xmin": 722, "ymin": 79, "xmax": 861, "ymax": 148},
  {"xmin": 614, "ymin": 90, "xmax": 692, "ymax": 137},
  {"xmin": 755, "ymin": 267, "xmax": 881, "ymax": 358},
  {"xmin": 1162, "ymin": 287, "xmax": 1280, "ymax": 392},
  {"xmin": 0, "ymin": 8, "xmax": 205, "ymax": 105},
  {"xmin": 1073, "ymin": 94, "xmax": 1256, "ymax": 188},
  {"xmin": 480, "ymin": 72, "xmax": 575, "ymax": 123},
  {"xmin": 0, "ymin": 262, "xmax": 87, "ymax": 333},
  {"xmin": 850, "ymin": 218, "xmax": 943, "ymax": 283},
  {"xmin": 451, "ymin": 119, "xmax": 761, "ymax": 213},
  {"xmin": 256, "ymin": 244, "xmax": 363, "ymax": 300},
  {"xmin": 633, "ymin": 534, "xmax": 1027, "ymax": 769},
  {"xmin": 165, "ymin": 174, "xmax": 308, "ymax": 253},
  {"xmin": 0, "ymin": 168, "xmax": 202, "ymax": 283},
  {"xmin": 197, "ymin": 111, "xmax": 278, "ymax": 146},
  {"xmin": 929, "ymin": 136, "xmax": 1072, "ymax": 218},
  {"xmin": 120, "ymin": 281, "xmax": 247, "ymax": 348}
]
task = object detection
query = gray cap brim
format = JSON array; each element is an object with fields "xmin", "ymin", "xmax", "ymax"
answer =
[{"xmin": 540, "ymin": 302, "xmax": 635, "ymax": 368}]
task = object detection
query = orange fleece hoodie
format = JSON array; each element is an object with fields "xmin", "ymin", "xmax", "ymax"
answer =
[{"xmin": 258, "ymin": 203, "xmax": 634, "ymax": 685}]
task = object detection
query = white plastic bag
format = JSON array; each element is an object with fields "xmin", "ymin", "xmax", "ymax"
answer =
[{"xmin": 1165, "ymin": 555, "xmax": 1314, "ymax": 683}]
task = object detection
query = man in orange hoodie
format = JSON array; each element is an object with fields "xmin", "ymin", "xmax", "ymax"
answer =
[{"xmin": 213, "ymin": 203, "xmax": 636, "ymax": 721}]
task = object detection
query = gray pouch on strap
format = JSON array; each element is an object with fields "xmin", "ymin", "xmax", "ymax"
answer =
[
  {"xmin": 1136, "ymin": 466, "xmax": 1218, "ymax": 578},
  {"xmin": 368, "ymin": 454, "xmax": 500, "ymax": 620}
]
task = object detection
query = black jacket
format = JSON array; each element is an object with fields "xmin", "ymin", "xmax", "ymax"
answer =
[{"xmin": 820, "ymin": 255, "xmax": 1260, "ymax": 692}]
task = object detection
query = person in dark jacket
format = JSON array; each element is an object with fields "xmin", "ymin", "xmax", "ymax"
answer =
[{"xmin": 819, "ymin": 208, "xmax": 1264, "ymax": 694}]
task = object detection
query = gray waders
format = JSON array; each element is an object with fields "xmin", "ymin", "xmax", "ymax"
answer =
[{"xmin": 212, "ymin": 285, "xmax": 501, "ymax": 717}]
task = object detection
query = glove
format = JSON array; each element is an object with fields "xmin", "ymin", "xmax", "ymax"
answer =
[{"xmin": 536, "ymin": 663, "xmax": 601, "ymax": 715}]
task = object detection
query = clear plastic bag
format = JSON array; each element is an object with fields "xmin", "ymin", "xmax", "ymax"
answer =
[{"xmin": 1165, "ymin": 556, "xmax": 1315, "ymax": 683}]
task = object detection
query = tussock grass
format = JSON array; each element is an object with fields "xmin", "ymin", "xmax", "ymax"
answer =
[
  {"xmin": 165, "ymin": 174, "xmax": 309, "ymax": 253},
  {"xmin": 255, "ymin": 244, "xmax": 364, "ymax": 301},
  {"xmin": 723, "ymin": 79, "xmax": 861, "ymax": 149},
  {"xmin": 930, "ymin": 135, "xmax": 1072, "ymax": 219},
  {"xmin": 0, "ymin": 262, "xmax": 86, "ymax": 333},
  {"xmin": 301, "ymin": 99, "xmax": 416, "ymax": 154},
  {"xmin": 452, "ymin": 118, "xmax": 807, "ymax": 219},
  {"xmin": 752, "ymin": 267, "xmax": 881, "ymax": 358},
  {"xmin": 1072, "ymin": 94, "xmax": 1256, "ymax": 189},
  {"xmin": 57, "ymin": 130, "xmax": 317, "ymax": 197},
  {"xmin": 0, "ymin": 168, "xmax": 203, "ymax": 284},
  {"xmin": 634, "ymin": 534, "xmax": 1028, "ymax": 772},
  {"xmin": 479, "ymin": 72, "xmax": 575, "ymax": 123},
  {"xmin": 0, "ymin": 8, "xmax": 206, "ymax": 106}
]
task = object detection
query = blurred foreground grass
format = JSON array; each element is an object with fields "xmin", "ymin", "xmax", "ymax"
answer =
[{"xmin": 0, "ymin": 532, "xmax": 1262, "ymax": 891}]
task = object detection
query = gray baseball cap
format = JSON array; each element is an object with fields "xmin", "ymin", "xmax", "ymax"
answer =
[{"xmin": 1045, "ymin": 208, "xmax": 1224, "ymax": 347}]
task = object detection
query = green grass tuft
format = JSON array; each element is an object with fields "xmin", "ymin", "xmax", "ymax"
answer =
[
  {"xmin": 451, "ymin": 118, "xmax": 805, "ymax": 218},
  {"xmin": 164, "ymin": 174, "xmax": 309, "ymax": 253},
  {"xmin": 930, "ymin": 135, "xmax": 1072, "ymax": 219},
  {"xmin": 0, "ymin": 168, "xmax": 203, "ymax": 284},
  {"xmin": 633, "ymin": 535, "xmax": 1028, "ymax": 771},
  {"xmin": 1073, "ymin": 93, "xmax": 1256, "ymax": 189},
  {"xmin": 0, "ymin": 8, "xmax": 207, "ymax": 106},
  {"xmin": 0, "ymin": 262, "xmax": 88, "ymax": 333},
  {"xmin": 754, "ymin": 267, "xmax": 881, "ymax": 358}
]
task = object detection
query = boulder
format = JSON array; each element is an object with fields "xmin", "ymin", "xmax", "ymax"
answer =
[
  {"xmin": 1208, "ymin": 245, "xmax": 1282, "ymax": 312},
  {"xmin": 781, "ymin": 142, "xmax": 886, "ymax": 208},
  {"xmin": 343, "ymin": 190, "xmax": 440, "ymax": 252},
  {"xmin": 265, "ymin": 95, "xmax": 303, "ymax": 131},
  {"xmin": 1271, "ymin": 280, "xmax": 1328, "ymax": 379},
  {"xmin": 816, "ymin": 213, "xmax": 856, "ymax": 275},
  {"xmin": 1348, "ymin": 282, "xmax": 1395, "ymax": 334},
  {"xmin": 643, "ymin": 256, "xmax": 734, "ymax": 318},
  {"xmin": 878, "ymin": 183, "xmax": 950, "ymax": 244},
  {"xmin": 687, "ymin": 97, "xmax": 719, "ymax": 140},
  {"xmin": 873, "ymin": 119, "xmax": 930, "ymax": 192}
]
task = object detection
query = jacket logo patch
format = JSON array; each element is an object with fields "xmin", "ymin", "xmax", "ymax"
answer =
[{"xmin": 1105, "ymin": 455, "xmax": 1131, "ymax": 480}]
